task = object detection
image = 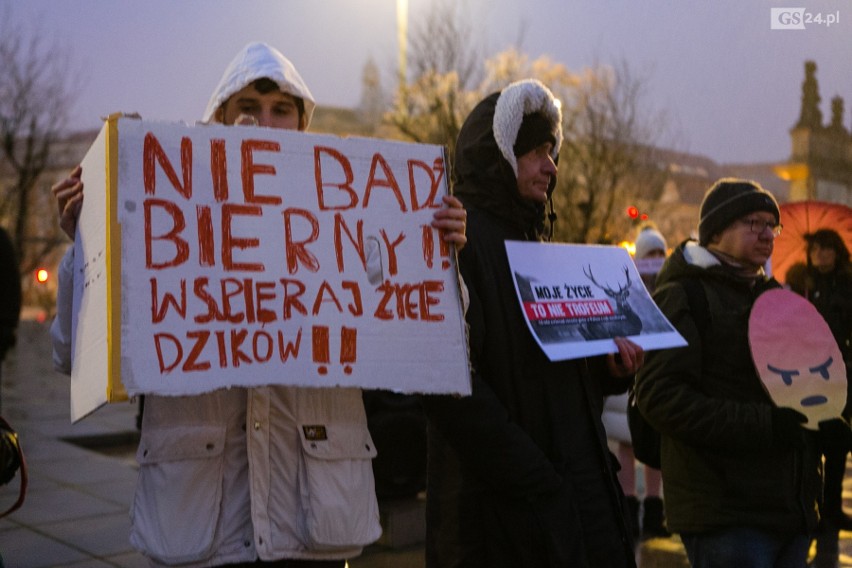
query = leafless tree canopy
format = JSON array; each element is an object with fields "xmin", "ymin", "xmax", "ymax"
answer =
[
  {"xmin": 0, "ymin": 2, "xmax": 79, "ymax": 274},
  {"xmin": 386, "ymin": 0, "xmax": 483, "ymax": 158},
  {"xmin": 358, "ymin": 57, "xmax": 387, "ymax": 135},
  {"xmin": 406, "ymin": 0, "xmax": 481, "ymax": 92},
  {"xmin": 381, "ymin": 0, "xmax": 671, "ymax": 245},
  {"xmin": 552, "ymin": 62, "xmax": 669, "ymax": 244}
]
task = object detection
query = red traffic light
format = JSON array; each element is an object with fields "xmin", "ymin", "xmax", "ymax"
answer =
[
  {"xmin": 626, "ymin": 206, "xmax": 639, "ymax": 219},
  {"xmin": 35, "ymin": 268, "xmax": 49, "ymax": 283}
]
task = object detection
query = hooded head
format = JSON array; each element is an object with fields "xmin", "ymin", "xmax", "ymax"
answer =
[
  {"xmin": 493, "ymin": 79, "xmax": 563, "ymax": 176},
  {"xmin": 202, "ymin": 42, "xmax": 316, "ymax": 129},
  {"xmin": 698, "ymin": 178, "xmax": 780, "ymax": 246},
  {"xmin": 453, "ymin": 79, "xmax": 562, "ymax": 239}
]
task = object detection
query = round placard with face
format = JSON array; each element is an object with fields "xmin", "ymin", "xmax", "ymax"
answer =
[{"xmin": 749, "ymin": 288, "xmax": 847, "ymax": 429}]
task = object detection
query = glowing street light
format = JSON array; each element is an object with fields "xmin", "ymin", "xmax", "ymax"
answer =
[{"xmin": 397, "ymin": 0, "xmax": 408, "ymax": 87}]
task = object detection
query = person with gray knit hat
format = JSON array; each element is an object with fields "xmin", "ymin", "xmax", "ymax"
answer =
[
  {"xmin": 422, "ymin": 79, "xmax": 643, "ymax": 567},
  {"xmin": 698, "ymin": 178, "xmax": 781, "ymax": 247},
  {"xmin": 634, "ymin": 177, "xmax": 846, "ymax": 567}
]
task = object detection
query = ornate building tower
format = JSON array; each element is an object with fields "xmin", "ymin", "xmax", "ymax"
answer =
[{"xmin": 780, "ymin": 61, "xmax": 852, "ymax": 205}]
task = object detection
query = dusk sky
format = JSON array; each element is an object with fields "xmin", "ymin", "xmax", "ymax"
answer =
[{"xmin": 10, "ymin": 0, "xmax": 852, "ymax": 165}]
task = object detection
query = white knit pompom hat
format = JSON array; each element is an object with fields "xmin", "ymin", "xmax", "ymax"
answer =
[
  {"xmin": 493, "ymin": 79, "xmax": 563, "ymax": 176},
  {"xmin": 634, "ymin": 227, "xmax": 668, "ymax": 259}
]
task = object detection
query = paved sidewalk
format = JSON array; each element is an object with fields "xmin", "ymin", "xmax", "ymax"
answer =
[
  {"xmin": 2, "ymin": 318, "xmax": 852, "ymax": 567},
  {"xmin": 0, "ymin": 319, "xmax": 432, "ymax": 568},
  {"xmin": 0, "ymin": 319, "xmax": 146, "ymax": 567}
]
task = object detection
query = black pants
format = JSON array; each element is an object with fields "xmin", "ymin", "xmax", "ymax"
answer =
[{"xmin": 822, "ymin": 445, "xmax": 848, "ymax": 517}]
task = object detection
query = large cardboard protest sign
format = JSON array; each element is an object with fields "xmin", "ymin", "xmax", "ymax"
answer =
[
  {"xmin": 505, "ymin": 241, "xmax": 686, "ymax": 361},
  {"xmin": 70, "ymin": 116, "xmax": 470, "ymax": 420}
]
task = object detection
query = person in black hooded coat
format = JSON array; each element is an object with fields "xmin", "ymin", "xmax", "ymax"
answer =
[{"xmin": 422, "ymin": 79, "xmax": 642, "ymax": 568}]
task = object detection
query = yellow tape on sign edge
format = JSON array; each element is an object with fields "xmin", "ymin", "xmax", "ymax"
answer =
[{"xmin": 105, "ymin": 114, "xmax": 128, "ymax": 402}]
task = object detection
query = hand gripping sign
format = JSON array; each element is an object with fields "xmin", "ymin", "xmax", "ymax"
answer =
[
  {"xmin": 749, "ymin": 288, "xmax": 847, "ymax": 429},
  {"xmin": 505, "ymin": 241, "xmax": 686, "ymax": 361}
]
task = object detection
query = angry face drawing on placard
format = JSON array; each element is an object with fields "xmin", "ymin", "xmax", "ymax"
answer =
[{"xmin": 749, "ymin": 289, "xmax": 847, "ymax": 429}]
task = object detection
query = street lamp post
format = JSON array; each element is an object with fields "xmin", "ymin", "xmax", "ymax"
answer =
[{"xmin": 396, "ymin": 0, "xmax": 408, "ymax": 87}]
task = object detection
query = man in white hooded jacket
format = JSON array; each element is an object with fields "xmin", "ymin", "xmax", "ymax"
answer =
[{"xmin": 50, "ymin": 42, "xmax": 467, "ymax": 568}]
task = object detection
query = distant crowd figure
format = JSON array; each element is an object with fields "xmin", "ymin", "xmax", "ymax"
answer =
[
  {"xmin": 602, "ymin": 225, "xmax": 670, "ymax": 541},
  {"xmin": 0, "ymin": 225, "xmax": 21, "ymax": 406},
  {"xmin": 786, "ymin": 227, "xmax": 852, "ymax": 568}
]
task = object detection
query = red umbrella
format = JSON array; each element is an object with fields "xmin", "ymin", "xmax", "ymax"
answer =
[{"xmin": 770, "ymin": 201, "xmax": 852, "ymax": 284}]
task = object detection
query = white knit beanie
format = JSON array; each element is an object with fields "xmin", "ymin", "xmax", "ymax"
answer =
[{"xmin": 635, "ymin": 227, "xmax": 667, "ymax": 259}]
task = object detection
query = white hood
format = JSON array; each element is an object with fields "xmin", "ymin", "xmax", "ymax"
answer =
[
  {"xmin": 492, "ymin": 79, "xmax": 563, "ymax": 176},
  {"xmin": 202, "ymin": 42, "xmax": 316, "ymax": 127}
]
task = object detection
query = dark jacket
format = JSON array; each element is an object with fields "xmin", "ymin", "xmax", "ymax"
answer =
[
  {"xmin": 787, "ymin": 261, "xmax": 852, "ymax": 416},
  {"xmin": 787, "ymin": 261, "xmax": 852, "ymax": 361},
  {"xmin": 0, "ymin": 227, "xmax": 20, "ymax": 360},
  {"xmin": 422, "ymin": 92, "xmax": 635, "ymax": 568},
  {"xmin": 634, "ymin": 240, "xmax": 822, "ymax": 535}
]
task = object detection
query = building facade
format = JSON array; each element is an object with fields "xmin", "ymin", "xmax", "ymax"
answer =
[{"xmin": 778, "ymin": 60, "xmax": 852, "ymax": 205}]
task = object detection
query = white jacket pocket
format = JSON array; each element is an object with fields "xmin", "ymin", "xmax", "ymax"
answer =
[
  {"xmin": 131, "ymin": 425, "xmax": 227, "ymax": 564},
  {"xmin": 298, "ymin": 422, "xmax": 382, "ymax": 550}
]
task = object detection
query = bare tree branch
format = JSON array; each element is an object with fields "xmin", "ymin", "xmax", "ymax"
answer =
[
  {"xmin": 386, "ymin": 0, "xmax": 483, "ymax": 155},
  {"xmin": 382, "ymin": 3, "xmax": 672, "ymax": 245},
  {"xmin": 0, "ymin": 1, "xmax": 81, "ymax": 277},
  {"xmin": 553, "ymin": 61, "xmax": 670, "ymax": 244}
]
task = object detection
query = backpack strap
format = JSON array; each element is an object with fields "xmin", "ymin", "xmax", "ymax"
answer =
[
  {"xmin": 679, "ymin": 277, "xmax": 710, "ymax": 339},
  {"xmin": 628, "ymin": 277, "xmax": 711, "ymax": 469}
]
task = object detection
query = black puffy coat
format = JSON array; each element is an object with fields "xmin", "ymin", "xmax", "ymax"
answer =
[
  {"xmin": 787, "ymin": 261, "xmax": 852, "ymax": 362},
  {"xmin": 0, "ymin": 227, "xmax": 20, "ymax": 360},
  {"xmin": 634, "ymin": 241, "xmax": 822, "ymax": 535},
  {"xmin": 422, "ymin": 92, "xmax": 635, "ymax": 568}
]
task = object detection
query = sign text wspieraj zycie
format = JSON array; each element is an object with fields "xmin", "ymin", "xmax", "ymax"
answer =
[{"xmin": 69, "ymin": 116, "xmax": 470, "ymax": 419}]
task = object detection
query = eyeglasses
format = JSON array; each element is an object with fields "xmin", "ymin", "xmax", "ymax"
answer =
[{"xmin": 740, "ymin": 218, "xmax": 783, "ymax": 236}]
